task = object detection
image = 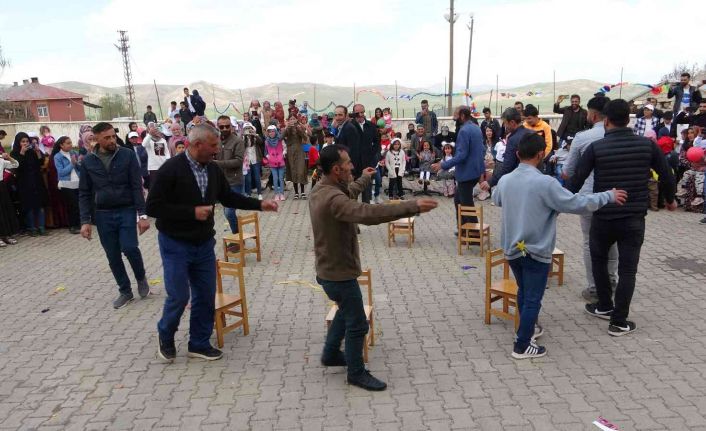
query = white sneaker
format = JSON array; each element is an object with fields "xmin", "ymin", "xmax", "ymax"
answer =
[{"xmin": 258, "ymin": 194, "xmax": 263, "ymax": 201}]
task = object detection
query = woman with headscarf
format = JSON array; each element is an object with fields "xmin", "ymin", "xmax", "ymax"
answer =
[
  {"xmin": 142, "ymin": 122, "xmax": 170, "ymax": 186},
  {"xmin": 52, "ymin": 136, "xmax": 81, "ymax": 233},
  {"xmin": 10, "ymin": 132, "xmax": 49, "ymax": 236},
  {"xmin": 191, "ymin": 89, "xmax": 206, "ymax": 117},
  {"xmin": 0, "ymin": 151, "xmax": 20, "ymax": 246},
  {"xmin": 45, "ymin": 133, "xmax": 70, "ymax": 229},
  {"xmin": 167, "ymin": 122, "xmax": 185, "ymax": 156},
  {"xmin": 273, "ymin": 101, "xmax": 286, "ymax": 130},
  {"xmin": 242, "ymin": 123, "xmax": 265, "ymax": 200},
  {"xmin": 309, "ymin": 113, "xmax": 324, "ymax": 148},
  {"xmin": 262, "ymin": 101, "xmax": 273, "ymax": 130},
  {"xmin": 78, "ymin": 124, "xmax": 94, "ymax": 161},
  {"xmin": 283, "ymin": 117, "xmax": 309, "ymax": 199}
]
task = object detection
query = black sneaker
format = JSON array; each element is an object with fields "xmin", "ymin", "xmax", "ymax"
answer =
[
  {"xmin": 321, "ymin": 351, "xmax": 347, "ymax": 367},
  {"xmin": 584, "ymin": 303, "xmax": 612, "ymax": 320},
  {"xmin": 157, "ymin": 337, "xmax": 176, "ymax": 362},
  {"xmin": 347, "ymin": 370, "xmax": 387, "ymax": 391},
  {"xmin": 188, "ymin": 345, "xmax": 223, "ymax": 361},
  {"xmin": 113, "ymin": 293, "xmax": 134, "ymax": 309},
  {"xmin": 608, "ymin": 321, "xmax": 637, "ymax": 337},
  {"xmin": 137, "ymin": 278, "xmax": 150, "ymax": 298},
  {"xmin": 531, "ymin": 324, "xmax": 544, "ymax": 341},
  {"xmin": 512, "ymin": 342, "xmax": 547, "ymax": 359},
  {"xmin": 300, "ymin": 193, "xmax": 307, "ymax": 200},
  {"xmin": 700, "ymin": 217, "xmax": 706, "ymax": 225}
]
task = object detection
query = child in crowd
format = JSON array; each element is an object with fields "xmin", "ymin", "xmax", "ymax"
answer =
[
  {"xmin": 436, "ymin": 143, "xmax": 456, "ymax": 197},
  {"xmin": 39, "ymin": 126, "xmax": 55, "ymax": 155},
  {"xmin": 308, "ymin": 144, "xmax": 320, "ymax": 189},
  {"xmin": 494, "ymin": 139, "xmax": 506, "ymax": 176},
  {"xmin": 385, "ymin": 138, "xmax": 406, "ymax": 199},
  {"xmin": 265, "ymin": 125, "xmax": 287, "ymax": 201},
  {"xmin": 417, "ymin": 140, "xmax": 435, "ymax": 185},
  {"xmin": 322, "ymin": 130, "xmax": 334, "ymax": 149},
  {"xmin": 493, "ymin": 133, "xmax": 625, "ymax": 359},
  {"xmin": 382, "ymin": 107, "xmax": 393, "ymax": 132},
  {"xmin": 551, "ymin": 141, "xmax": 571, "ymax": 186},
  {"xmin": 174, "ymin": 141, "xmax": 186, "ymax": 155}
]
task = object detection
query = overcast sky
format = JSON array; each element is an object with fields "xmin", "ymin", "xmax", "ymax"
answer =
[{"xmin": 0, "ymin": 0, "xmax": 698, "ymax": 89}]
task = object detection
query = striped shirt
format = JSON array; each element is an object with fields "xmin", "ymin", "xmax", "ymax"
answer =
[{"xmin": 185, "ymin": 150, "xmax": 208, "ymax": 200}]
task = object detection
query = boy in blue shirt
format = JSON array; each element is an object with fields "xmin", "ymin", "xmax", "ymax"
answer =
[{"xmin": 493, "ymin": 133, "xmax": 627, "ymax": 359}]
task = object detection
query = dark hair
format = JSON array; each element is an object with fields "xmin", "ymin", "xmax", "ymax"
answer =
[
  {"xmin": 570, "ymin": 94, "xmax": 580, "ymax": 100},
  {"xmin": 586, "ymin": 96, "xmax": 609, "ymax": 113},
  {"xmin": 663, "ymin": 111, "xmax": 673, "ymax": 120},
  {"xmin": 51, "ymin": 136, "xmax": 71, "ymax": 157},
  {"xmin": 514, "ymin": 101, "xmax": 524, "ymax": 108},
  {"xmin": 0, "ymin": 129, "xmax": 6, "ymax": 136},
  {"xmin": 140, "ymin": 130, "xmax": 148, "ymax": 139},
  {"xmin": 324, "ymin": 130, "xmax": 334, "ymax": 138},
  {"xmin": 501, "ymin": 107, "xmax": 521, "ymax": 124},
  {"xmin": 319, "ymin": 144, "xmax": 347, "ymax": 174},
  {"xmin": 335, "ymin": 105, "xmax": 348, "ymax": 115},
  {"xmin": 421, "ymin": 99, "xmax": 429, "ymax": 105},
  {"xmin": 395, "ymin": 132, "xmax": 402, "ymax": 138},
  {"xmin": 681, "ymin": 72, "xmax": 691, "ymax": 79},
  {"xmin": 170, "ymin": 100, "xmax": 177, "ymax": 105},
  {"xmin": 128, "ymin": 121, "xmax": 137, "ymax": 130},
  {"xmin": 482, "ymin": 107, "xmax": 491, "ymax": 114},
  {"xmin": 374, "ymin": 107, "xmax": 383, "ymax": 117},
  {"xmin": 602, "ymin": 99, "xmax": 630, "ymax": 127},
  {"xmin": 523, "ymin": 104, "xmax": 539, "ymax": 117},
  {"xmin": 458, "ymin": 106, "xmax": 472, "ymax": 121},
  {"xmin": 180, "ymin": 101, "xmax": 186, "ymax": 106},
  {"xmin": 217, "ymin": 115, "xmax": 230, "ymax": 122},
  {"xmin": 92, "ymin": 122, "xmax": 114, "ymax": 135},
  {"xmin": 184, "ymin": 87, "xmax": 189, "ymax": 91},
  {"xmin": 517, "ymin": 133, "xmax": 546, "ymax": 159},
  {"xmin": 146, "ymin": 105, "xmax": 152, "ymax": 109}
]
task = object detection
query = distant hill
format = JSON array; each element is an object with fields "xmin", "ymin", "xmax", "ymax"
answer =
[{"xmin": 47, "ymin": 79, "xmax": 651, "ymax": 119}]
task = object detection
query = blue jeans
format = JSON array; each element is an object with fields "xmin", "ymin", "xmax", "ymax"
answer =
[
  {"xmin": 94, "ymin": 207, "xmax": 146, "ymax": 296},
  {"xmin": 271, "ymin": 167, "xmax": 284, "ymax": 194},
  {"xmin": 317, "ymin": 277, "xmax": 368, "ymax": 376},
  {"xmin": 224, "ymin": 185, "xmax": 241, "ymax": 234},
  {"xmin": 24, "ymin": 208, "xmax": 45, "ymax": 232},
  {"xmin": 508, "ymin": 256, "xmax": 550, "ymax": 351},
  {"xmin": 243, "ymin": 163, "xmax": 262, "ymax": 196},
  {"xmin": 373, "ymin": 167, "xmax": 383, "ymax": 198},
  {"xmin": 555, "ymin": 164, "xmax": 565, "ymax": 186},
  {"xmin": 157, "ymin": 233, "xmax": 217, "ymax": 350}
]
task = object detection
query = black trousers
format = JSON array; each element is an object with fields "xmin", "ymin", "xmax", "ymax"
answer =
[
  {"xmin": 60, "ymin": 188, "xmax": 80, "ymax": 228},
  {"xmin": 590, "ymin": 216, "xmax": 645, "ymax": 324},
  {"xmin": 454, "ymin": 178, "xmax": 479, "ymax": 224}
]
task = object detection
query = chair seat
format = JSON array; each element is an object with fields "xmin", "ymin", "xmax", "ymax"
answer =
[
  {"xmin": 325, "ymin": 304, "xmax": 373, "ymax": 322},
  {"xmin": 489, "ymin": 279, "xmax": 517, "ymax": 296},
  {"xmin": 391, "ymin": 217, "xmax": 414, "ymax": 226},
  {"xmin": 224, "ymin": 232, "xmax": 257, "ymax": 242},
  {"xmin": 215, "ymin": 293, "xmax": 242, "ymax": 310},
  {"xmin": 552, "ymin": 248, "xmax": 564, "ymax": 256},
  {"xmin": 460, "ymin": 223, "xmax": 490, "ymax": 231}
]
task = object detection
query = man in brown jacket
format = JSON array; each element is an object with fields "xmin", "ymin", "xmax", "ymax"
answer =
[
  {"xmin": 214, "ymin": 115, "xmax": 245, "ymax": 236},
  {"xmin": 309, "ymin": 144, "xmax": 438, "ymax": 391}
]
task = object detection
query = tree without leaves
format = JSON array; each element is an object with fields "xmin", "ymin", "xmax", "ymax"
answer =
[{"xmin": 661, "ymin": 61, "xmax": 704, "ymax": 83}]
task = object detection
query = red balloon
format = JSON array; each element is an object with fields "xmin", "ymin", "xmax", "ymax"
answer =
[{"xmin": 686, "ymin": 146, "xmax": 705, "ymax": 163}]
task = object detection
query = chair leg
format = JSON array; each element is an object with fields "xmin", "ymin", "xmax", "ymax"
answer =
[
  {"xmin": 558, "ymin": 256, "xmax": 564, "ymax": 286},
  {"xmin": 241, "ymin": 303, "xmax": 249, "ymax": 336},
  {"xmin": 239, "ymin": 241, "xmax": 246, "ymax": 267},
  {"xmin": 255, "ymin": 236, "xmax": 262, "ymax": 262},
  {"xmin": 363, "ymin": 336, "xmax": 369, "ymax": 363},
  {"xmin": 215, "ymin": 311, "xmax": 225, "ymax": 348},
  {"xmin": 222, "ymin": 239, "xmax": 229, "ymax": 262},
  {"xmin": 368, "ymin": 313, "xmax": 375, "ymax": 346},
  {"xmin": 484, "ymin": 291, "xmax": 491, "ymax": 324}
]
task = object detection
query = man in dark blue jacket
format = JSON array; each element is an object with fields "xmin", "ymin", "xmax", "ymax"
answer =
[
  {"xmin": 480, "ymin": 107, "xmax": 530, "ymax": 192},
  {"xmin": 335, "ymin": 104, "xmax": 380, "ymax": 203},
  {"xmin": 79, "ymin": 122, "xmax": 151, "ymax": 309}
]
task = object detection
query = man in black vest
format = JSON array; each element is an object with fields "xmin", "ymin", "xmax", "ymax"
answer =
[
  {"xmin": 147, "ymin": 124, "xmax": 278, "ymax": 362},
  {"xmin": 335, "ymin": 104, "xmax": 380, "ymax": 203},
  {"xmin": 567, "ymin": 99, "xmax": 676, "ymax": 337}
]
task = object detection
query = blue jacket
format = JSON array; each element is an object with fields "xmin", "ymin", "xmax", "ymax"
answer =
[
  {"xmin": 488, "ymin": 126, "xmax": 530, "ymax": 187},
  {"xmin": 440, "ymin": 121, "xmax": 485, "ymax": 182},
  {"xmin": 78, "ymin": 146, "xmax": 145, "ymax": 224},
  {"xmin": 53, "ymin": 151, "xmax": 79, "ymax": 182},
  {"xmin": 134, "ymin": 145, "xmax": 149, "ymax": 177}
]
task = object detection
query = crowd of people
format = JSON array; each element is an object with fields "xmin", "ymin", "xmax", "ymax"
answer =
[{"xmin": 0, "ymin": 77, "xmax": 704, "ymax": 389}]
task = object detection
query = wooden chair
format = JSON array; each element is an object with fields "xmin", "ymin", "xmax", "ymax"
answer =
[
  {"xmin": 214, "ymin": 260, "xmax": 249, "ymax": 348},
  {"xmin": 457, "ymin": 205, "xmax": 491, "ymax": 256},
  {"xmin": 388, "ymin": 216, "xmax": 415, "ymax": 247},
  {"xmin": 325, "ymin": 270, "xmax": 375, "ymax": 363},
  {"xmin": 549, "ymin": 248, "xmax": 565, "ymax": 286},
  {"xmin": 485, "ymin": 249, "xmax": 519, "ymax": 329},
  {"xmin": 222, "ymin": 212, "xmax": 261, "ymax": 266}
]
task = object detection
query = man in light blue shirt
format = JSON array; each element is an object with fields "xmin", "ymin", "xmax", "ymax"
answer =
[
  {"xmin": 493, "ymin": 133, "xmax": 626, "ymax": 359},
  {"xmin": 562, "ymin": 96, "xmax": 618, "ymax": 302}
]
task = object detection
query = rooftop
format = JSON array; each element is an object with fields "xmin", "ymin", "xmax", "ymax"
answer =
[{"xmin": 0, "ymin": 77, "xmax": 87, "ymax": 102}]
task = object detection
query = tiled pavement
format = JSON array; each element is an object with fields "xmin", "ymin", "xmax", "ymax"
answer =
[{"xmin": 1, "ymin": 183, "xmax": 706, "ymax": 431}]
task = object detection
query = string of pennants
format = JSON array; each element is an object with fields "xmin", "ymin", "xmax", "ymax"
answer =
[{"xmin": 597, "ymin": 82, "xmax": 669, "ymax": 95}]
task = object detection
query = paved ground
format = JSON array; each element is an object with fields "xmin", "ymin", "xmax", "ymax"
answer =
[{"xmin": 1, "ymin": 182, "xmax": 706, "ymax": 431}]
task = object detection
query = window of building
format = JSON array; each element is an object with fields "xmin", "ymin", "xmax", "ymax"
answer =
[{"xmin": 37, "ymin": 104, "xmax": 49, "ymax": 117}]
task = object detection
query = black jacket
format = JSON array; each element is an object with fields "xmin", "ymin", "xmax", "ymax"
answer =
[
  {"xmin": 336, "ymin": 120, "xmax": 381, "ymax": 176},
  {"xmin": 189, "ymin": 92, "xmax": 207, "ymax": 116},
  {"xmin": 668, "ymin": 84, "xmax": 703, "ymax": 113},
  {"xmin": 79, "ymin": 146, "xmax": 145, "ymax": 224},
  {"xmin": 143, "ymin": 111, "xmax": 157, "ymax": 126},
  {"xmin": 675, "ymin": 111, "xmax": 706, "ymax": 129},
  {"xmin": 553, "ymin": 104, "xmax": 588, "ymax": 139},
  {"xmin": 179, "ymin": 108, "xmax": 194, "ymax": 125},
  {"xmin": 567, "ymin": 127, "xmax": 676, "ymax": 220},
  {"xmin": 488, "ymin": 126, "xmax": 530, "ymax": 187},
  {"xmin": 146, "ymin": 153, "xmax": 262, "ymax": 244}
]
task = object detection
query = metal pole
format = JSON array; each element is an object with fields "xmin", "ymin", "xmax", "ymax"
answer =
[
  {"xmin": 395, "ymin": 80, "xmax": 399, "ymax": 118},
  {"xmin": 553, "ymin": 70, "xmax": 556, "ymax": 103},
  {"xmin": 153, "ymin": 80, "xmax": 164, "ymax": 120},
  {"xmin": 277, "ymin": 86, "xmax": 280, "ymax": 102},
  {"xmin": 446, "ymin": 0, "xmax": 455, "ymax": 114},
  {"xmin": 495, "ymin": 74, "xmax": 499, "ymax": 114},
  {"xmin": 465, "ymin": 14, "xmax": 474, "ymax": 107},
  {"xmin": 239, "ymin": 89, "xmax": 246, "ymax": 115},
  {"xmin": 619, "ymin": 67, "xmax": 624, "ymax": 99}
]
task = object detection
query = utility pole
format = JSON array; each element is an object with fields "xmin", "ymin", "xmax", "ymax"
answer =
[
  {"xmin": 115, "ymin": 30, "xmax": 136, "ymax": 119},
  {"xmin": 465, "ymin": 14, "xmax": 474, "ymax": 107},
  {"xmin": 444, "ymin": 0, "xmax": 458, "ymax": 114}
]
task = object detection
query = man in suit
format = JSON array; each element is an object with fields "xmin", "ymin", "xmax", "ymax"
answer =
[{"xmin": 335, "ymin": 104, "xmax": 381, "ymax": 203}]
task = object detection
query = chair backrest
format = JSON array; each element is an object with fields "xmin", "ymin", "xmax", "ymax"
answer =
[
  {"xmin": 237, "ymin": 212, "xmax": 259, "ymax": 235},
  {"xmin": 358, "ymin": 269, "xmax": 373, "ymax": 308},
  {"xmin": 485, "ymin": 249, "xmax": 510, "ymax": 289},
  {"xmin": 457, "ymin": 205, "xmax": 483, "ymax": 227},
  {"xmin": 216, "ymin": 259, "xmax": 245, "ymax": 297}
]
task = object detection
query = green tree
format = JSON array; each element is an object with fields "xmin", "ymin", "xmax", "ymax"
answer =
[{"xmin": 98, "ymin": 94, "xmax": 130, "ymax": 120}]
